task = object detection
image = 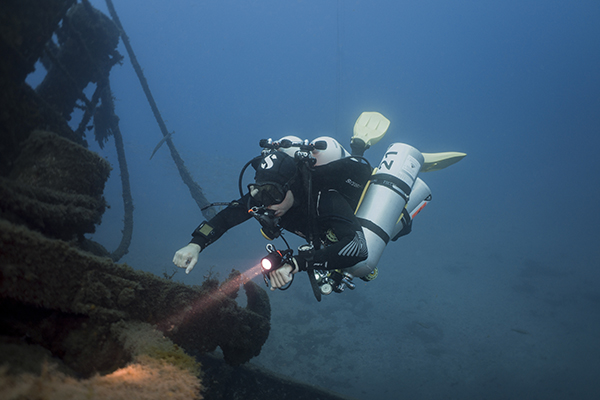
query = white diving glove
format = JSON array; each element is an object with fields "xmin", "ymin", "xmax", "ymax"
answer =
[
  {"xmin": 269, "ymin": 258, "xmax": 299, "ymax": 291},
  {"xmin": 172, "ymin": 243, "xmax": 201, "ymax": 274}
]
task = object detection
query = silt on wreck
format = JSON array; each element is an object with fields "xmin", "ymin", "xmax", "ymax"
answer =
[{"xmin": 0, "ymin": 1, "xmax": 355, "ymax": 399}]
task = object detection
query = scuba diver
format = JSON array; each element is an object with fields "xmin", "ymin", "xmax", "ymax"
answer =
[{"xmin": 173, "ymin": 112, "xmax": 466, "ymax": 301}]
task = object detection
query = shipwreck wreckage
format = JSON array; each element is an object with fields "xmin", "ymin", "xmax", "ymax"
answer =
[{"xmin": 0, "ymin": 1, "xmax": 352, "ymax": 399}]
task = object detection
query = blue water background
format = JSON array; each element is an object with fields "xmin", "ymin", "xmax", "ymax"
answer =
[{"xmin": 29, "ymin": 1, "xmax": 600, "ymax": 398}]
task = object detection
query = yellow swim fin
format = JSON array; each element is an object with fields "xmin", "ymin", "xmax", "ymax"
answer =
[
  {"xmin": 421, "ymin": 152, "xmax": 467, "ymax": 172},
  {"xmin": 351, "ymin": 112, "xmax": 390, "ymax": 153}
]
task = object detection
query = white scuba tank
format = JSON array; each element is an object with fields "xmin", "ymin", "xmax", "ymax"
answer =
[
  {"xmin": 277, "ymin": 136, "xmax": 431, "ymax": 279},
  {"xmin": 345, "ymin": 143, "xmax": 427, "ymax": 278},
  {"xmin": 310, "ymin": 136, "xmax": 350, "ymax": 166},
  {"xmin": 277, "ymin": 136, "xmax": 302, "ymax": 158},
  {"xmin": 394, "ymin": 177, "xmax": 431, "ymax": 237},
  {"xmin": 277, "ymin": 135, "xmax": 350, "ymax": 165}
]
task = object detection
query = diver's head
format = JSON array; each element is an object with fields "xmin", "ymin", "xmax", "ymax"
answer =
[{"xmin": 249, "ymin": 151, "xmax": 298, "ymax": 208}]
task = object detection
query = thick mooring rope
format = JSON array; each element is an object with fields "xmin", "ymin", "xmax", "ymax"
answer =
[
  {"xmin": 97, "ymin": 78, "xmax": 135, "ymax": 261},
  {"xmin": 51, "ymin": 1, "xmax": 133, "ymax": 261},
  {"xmin": 105, "ymin": 0, "xmax": 215, "ymax": 220}
]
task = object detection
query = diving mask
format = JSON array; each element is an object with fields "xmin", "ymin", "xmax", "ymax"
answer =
[{"xmin": 248, "ymin": 182, "xmax": 286, "ymax": 206}]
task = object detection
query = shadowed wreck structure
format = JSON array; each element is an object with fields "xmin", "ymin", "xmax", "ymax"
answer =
[{"xmin": 0, "ymin": 1, "xmax": 352, "ymax": 399}]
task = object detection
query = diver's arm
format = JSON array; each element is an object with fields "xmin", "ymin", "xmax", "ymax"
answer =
[
  {"xmin": 190, "ymin": 193, "xmax": 253, "ymax": 249},
  {"xmin": 173, "ymin": 194, "xmax": 252, "ymax": 273},
  {"xmin": 311, "ymin": 216, "xmax": 368, "ymax": 270}
]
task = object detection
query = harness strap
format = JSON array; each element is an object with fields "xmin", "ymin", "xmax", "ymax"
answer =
[
  {"xmin": 369, "ymin": 173, "xmax": 411, "ymax": 202},
  {"xmin": 358, "ymin": 217, "xmax": 390, "ymax": 244}
]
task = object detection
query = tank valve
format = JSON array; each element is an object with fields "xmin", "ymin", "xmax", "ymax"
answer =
[{"xmin": 341, "ymin": 272, "xmax": 356, "ymax": 290}]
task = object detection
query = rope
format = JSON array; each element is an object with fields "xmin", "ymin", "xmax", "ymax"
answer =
[
  {"xmin": 74, "ymin": 82, "xmax": 101, "ymax": 139},
  {"xmin": 44, "ymin": 1, "xmax": 133, "ymax": 260},
  {"xmin": 105, "ymin": 0, "xmax": 215, "ymax": 219},
  {"xmin": 336, "ymin": 0, "xmax": 341, "ymax": 135},
  {"xmin": 97, "ymin": 78, "xmax": 134, "ymax": 261}
]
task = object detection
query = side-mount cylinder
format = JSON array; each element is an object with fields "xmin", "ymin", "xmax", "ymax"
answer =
[{"xmin": 347, "ymin": 143, "xmax": 425, "ymax": 277}]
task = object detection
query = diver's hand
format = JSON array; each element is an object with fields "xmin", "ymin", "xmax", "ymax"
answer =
[
  {"xmin": 269, "ymin": 259, "xmax": 299, "ymax": 291},
  {"xmin": 172, "ymin": 243, "xmax": 201, "ymax": 274}
]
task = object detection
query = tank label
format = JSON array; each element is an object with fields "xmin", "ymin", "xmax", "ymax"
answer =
[{"xmin": 403, "ymin": 155, "xmax": 421, "ymax": 180}]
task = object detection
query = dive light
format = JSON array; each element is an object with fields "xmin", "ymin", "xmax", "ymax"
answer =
[{"xmin": 260, "ymin": 243, "xmax": 293, "ymax": 286}]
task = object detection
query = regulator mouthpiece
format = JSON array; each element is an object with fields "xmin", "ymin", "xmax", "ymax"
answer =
[{"xmin": 248, "ymin": 206, "xmax": 281, "ymax": 240}]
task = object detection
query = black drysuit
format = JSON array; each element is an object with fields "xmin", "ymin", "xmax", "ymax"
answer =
[{"xmin": 189, "ymin": 188, "xmax": 368, "ymax": 271}]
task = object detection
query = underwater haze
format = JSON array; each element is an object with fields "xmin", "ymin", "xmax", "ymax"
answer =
[{"xmin": 40, "ymin": 0, "xmax": 600, "ymax": 399}]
